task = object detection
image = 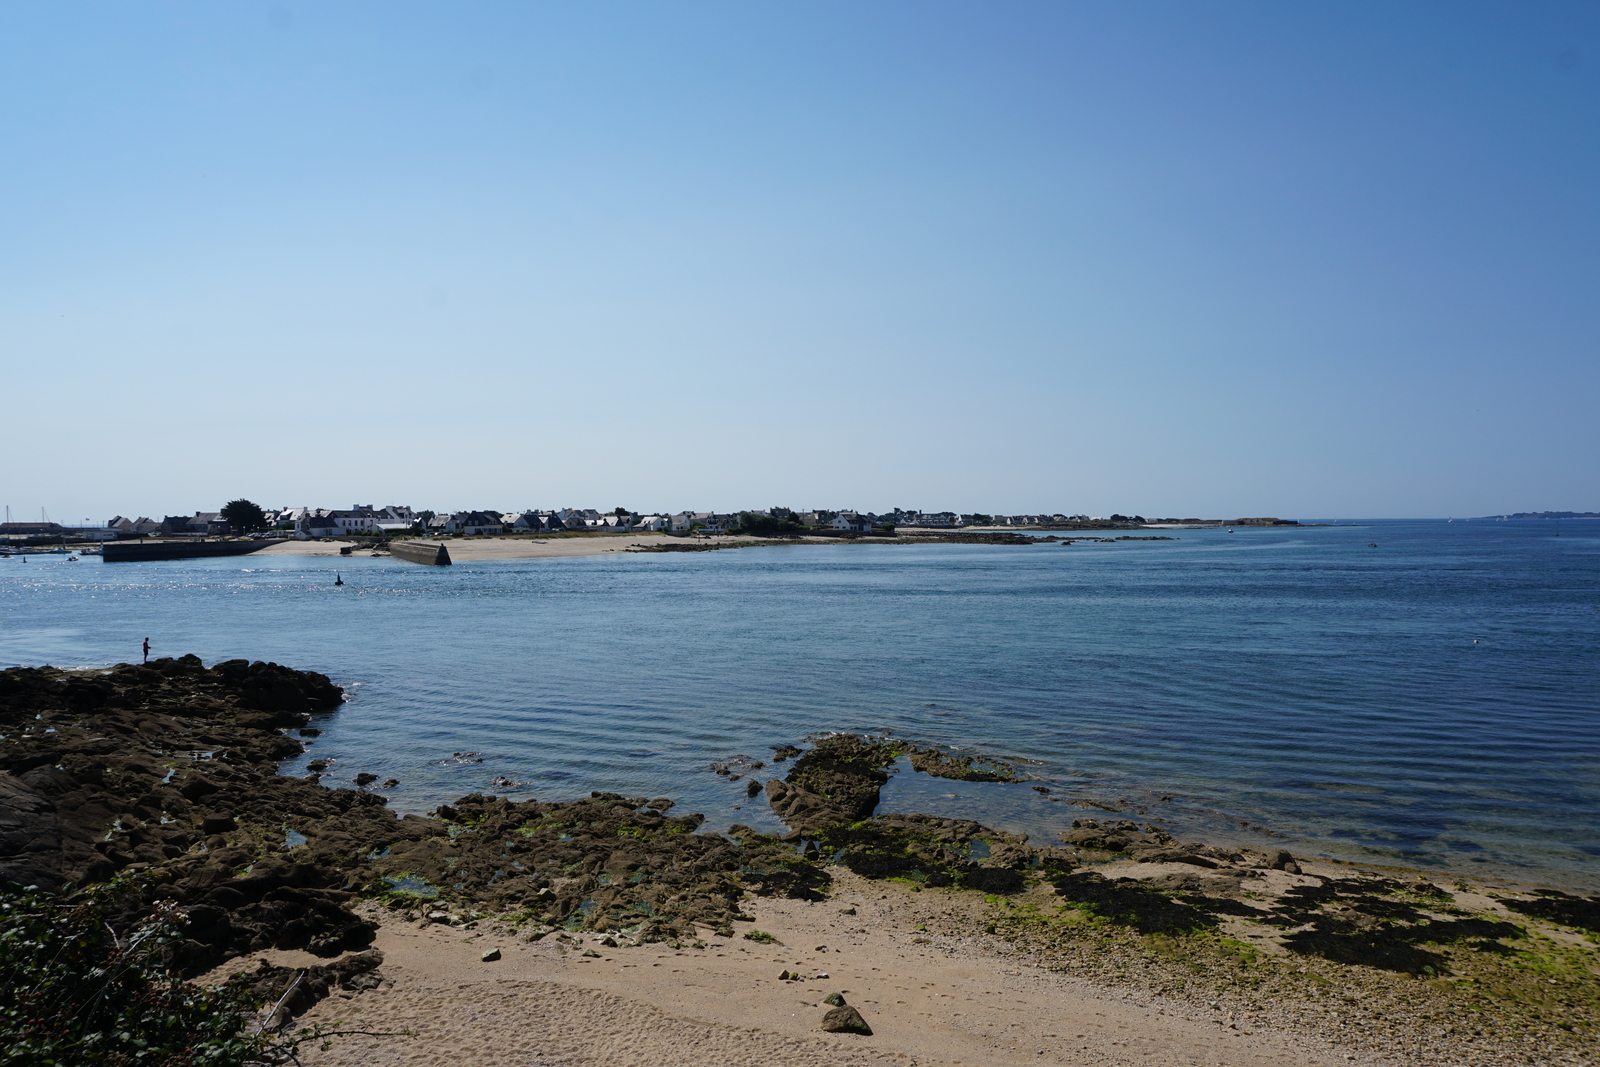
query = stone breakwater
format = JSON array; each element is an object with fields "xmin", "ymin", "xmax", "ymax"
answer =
[{"xmin": 2, "ymin": 658, "xmax": 1598, "ymax": 1063}]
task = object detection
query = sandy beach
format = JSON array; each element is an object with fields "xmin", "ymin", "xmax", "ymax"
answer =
[
  {"xmin": 258, "ymin": 533, "xmax": 814, "ymax": 561},
  {"xmin": 227, "ymin": 869, "xmax": 1357, "ymax": 1067}
]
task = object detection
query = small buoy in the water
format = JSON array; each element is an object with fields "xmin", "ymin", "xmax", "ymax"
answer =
[
  {"xmin": 1473, "ymin": 639, "xmax": 1479, "ymax": 644},
  {"xmin": 335, "ymin": 573, "xmax": 344, "ymax": 586}
]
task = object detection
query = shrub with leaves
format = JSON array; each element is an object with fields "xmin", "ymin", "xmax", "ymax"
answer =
[{"xmin": 0, "ymin": 880, "xmax": 286, "ymax": 1067}]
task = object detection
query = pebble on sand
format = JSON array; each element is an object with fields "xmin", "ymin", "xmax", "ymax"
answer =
[{"xmin": 820, "ymin": 1004, "xmax": 872, "ymax": 1035}]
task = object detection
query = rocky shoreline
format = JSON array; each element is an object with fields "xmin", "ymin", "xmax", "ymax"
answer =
[{"xmin": 2, "ymin": 657, "xmax": 1596, "ymax": 1064}]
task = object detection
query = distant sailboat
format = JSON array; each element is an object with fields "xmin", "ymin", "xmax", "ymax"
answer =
[{"xmin": 335, "ymin": 573, "xmax": 345, "ymax": 586}]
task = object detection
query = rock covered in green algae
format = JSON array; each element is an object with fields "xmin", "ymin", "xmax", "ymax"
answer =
[
  {"xmin": 817, "ymin": 812, "xmax": 1074, "ymax": 894},
  {"xmin": 763, "ymin": 734, "xmax": 906, "ymax": 835},
  {"xmin": 757, "ymin": 735, "xmax": 1075, "ymax": 893},
  {"xmin": 382, "ymin": 791, "xmax": 830, "ymax": 941},
  {"xmin": 906, "ymin": 745, "xmax": 1024, "ymax": 782}
]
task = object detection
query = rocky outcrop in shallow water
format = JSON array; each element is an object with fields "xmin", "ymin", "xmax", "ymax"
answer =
[
  {"xmin": 0, "ymin": 656, "xmax": 343, "ymax": 887},
  {"xmin": 0, "ymin": 657, "xmax": 389, "ymax": 976},
  {"xmin": 0, "ymin": 657, "xmax": 832, "ymax": 989},
  {"xmin": 763, "ymin": 734, "xmax": 905, "ymax": 835},
  {"xmin": 906, "ymin": 745, "xmax": 1023, "ymax": 782},
  {"xmin": 1061, "ymin": 818, "xmax": 1300, "ymax": 872}
]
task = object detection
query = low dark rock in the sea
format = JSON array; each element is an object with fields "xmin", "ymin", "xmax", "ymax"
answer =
[
  {"xmin": 907, "ymin": 745, "xmax": 1023, "ymax": 783},
  {"xmin": 764, "ymin": 734, "xmax": 904, "ymax": 835}
]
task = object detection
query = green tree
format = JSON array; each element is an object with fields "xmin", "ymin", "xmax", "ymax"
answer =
[
  {"xmin": 219, "ymin": 499, "xmax": 267, "ymax": 533},
  {"xmin": 732, "ymin": 511, "xmax": 801, "ymax": 536}
]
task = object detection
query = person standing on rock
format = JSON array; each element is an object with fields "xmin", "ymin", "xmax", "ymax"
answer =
[{"xmin": 142, "ymin": 637, "xmax": 150, "ymax": 663}]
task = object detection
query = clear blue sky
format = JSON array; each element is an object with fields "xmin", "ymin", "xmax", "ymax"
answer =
[{"xmin": 3, "ymin": 2, "xmax": 1596, "ymax": 521}]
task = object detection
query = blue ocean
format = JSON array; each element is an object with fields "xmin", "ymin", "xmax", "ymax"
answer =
[{"xmin": 3, "ymin": 520, "xmax": 1596, "ymax": 888}]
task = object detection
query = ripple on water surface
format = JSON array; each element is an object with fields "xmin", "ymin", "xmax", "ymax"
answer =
[{"xmin": 1, "ymin": 520, "xmax": 1596, "ymax": 886}]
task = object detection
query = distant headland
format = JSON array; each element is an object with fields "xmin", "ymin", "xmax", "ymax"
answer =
[{"xmin": 1470, "ymin": 511, "xmax": 1600, "ymax": 520}]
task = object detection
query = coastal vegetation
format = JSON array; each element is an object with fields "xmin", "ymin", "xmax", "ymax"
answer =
[
  {"xmin": 217, "ymin": 500, "xmax": 267, "ymax": 535},
  {"xmin": 0, "ymin": 880, "xmax": 302, "ymax": 1066}
]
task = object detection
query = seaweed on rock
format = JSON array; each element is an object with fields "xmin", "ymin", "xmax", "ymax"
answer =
[
  {"xmin": 906, "ymin": 746, "xmax": 1024, "ymax": 783},
  {"xmin": 763, "ymin": 734, "xmax": 906, "ymax": 835}
]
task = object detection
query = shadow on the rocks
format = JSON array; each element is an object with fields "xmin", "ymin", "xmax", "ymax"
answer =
[
  {"xmin": 1264, "ymin": 878, "xmax": 1527, "ymax": 974},
  {"xmin": 1045, "ymin": 871, "xmax": 1238, "ymax": 934},
  {"xmin": 1498, "ymin": 890, "xmax": 1600, "ymax": 934}
]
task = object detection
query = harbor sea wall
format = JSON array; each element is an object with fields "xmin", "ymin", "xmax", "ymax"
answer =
[
  {"xmin": 387, "ymin": 540, "xmax": 452, "ymax": 565},
  {"xmin": 101, "ymin": 539, "xmax": 286, "ymax": 563}
]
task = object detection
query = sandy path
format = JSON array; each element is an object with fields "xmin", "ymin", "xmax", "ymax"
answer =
[{"xmin": 260, "ymin": 872, "xmax": 1355, "ymax": 1067}]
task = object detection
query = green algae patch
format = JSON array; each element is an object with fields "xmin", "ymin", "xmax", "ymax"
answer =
[
  {"xmin": 953, "ymin": 866, "xmax": 1600, "ymax": 1065},
  {"xmin": 363, "ymin": 792, "xmax": 832, "ymax": 942},
  {"xmin": 742, "ymin": 929, "xmax": 783, "ymax": 945}
]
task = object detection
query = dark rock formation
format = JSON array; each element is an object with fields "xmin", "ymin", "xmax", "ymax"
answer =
[
  {"xmin": 906, "ymin": 746, "xmax": 1023, "ymax": 783},
  {"xmin": 384, "ymin": 791, "xmax": 827, "ymax": 939},
  {"xmin": 764, "ymin": 734, "xmax": 904, "ymax": 835},
  {"xmin": 0, "ymin": 657, "xmax": 388, "ymax": 977},
  {"xmin": 1498, "ymin": 889, "xmax": 1600, "ymax": 933},
  {"xmin": 820, "ymin": 1004, "xmax": 873, "ymax": 1034},
  {"xmin": 814, "ymin": 811, "xmax": 1073, "ymax": 894},
  {"xmin": 1060, "ymin": 818, "xmax": 1297, "ymax": 872},
  {"xmin": 0, "ymin": 656, "xmax": 342, "ymax": 892}
]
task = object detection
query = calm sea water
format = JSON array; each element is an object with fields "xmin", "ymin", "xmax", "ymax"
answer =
[{"xmin": 3, "ymin": 521, "xmax": 1596, "ymax": 888}]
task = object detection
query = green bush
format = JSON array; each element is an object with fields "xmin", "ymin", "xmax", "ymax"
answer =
[
  {"xmin": 729, "ymin": 512, "xmax": 802, "ymax": 536},
  {"xmin": 0, "ymin": 881, "xmax": 286, "ymax": 1066}
]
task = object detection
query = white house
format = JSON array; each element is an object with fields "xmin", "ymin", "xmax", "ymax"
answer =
[
  {"xmin": 436, "ymin": 511, "xmax": 504, "ymax": 535},
  {"xmin": 299, "ymin": 510, "xmax": 339, "ymax": 538},
  {"xmin": 328, "ymin": 507, "xmax": 379, "ymax": 533},
  {"xmin": 830, "ymin": 512, "xmax": 872, "ymax": 533},
  {"xmin": 375, "ymin": 505, "xmax": 417, "ymax": 532}
]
